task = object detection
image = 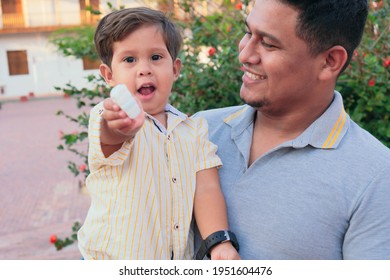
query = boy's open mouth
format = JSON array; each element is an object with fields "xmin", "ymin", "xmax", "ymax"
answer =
[{"xmin": 138, "ymin": 84, "xmax": 155, "ymax": 95}]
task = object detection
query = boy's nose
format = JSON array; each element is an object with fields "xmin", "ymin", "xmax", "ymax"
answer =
[
  {"xmin": 139, "ymin": 69, "xmax": 152, "ymax": 76},
  {"xmin": 138, "ymin": 62, "xmax": 152, "ymax": 76}
]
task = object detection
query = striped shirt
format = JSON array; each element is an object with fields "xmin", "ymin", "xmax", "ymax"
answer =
[{"xmin": 78, "ymin": 102, "xmax": 222, "ymax": 260}]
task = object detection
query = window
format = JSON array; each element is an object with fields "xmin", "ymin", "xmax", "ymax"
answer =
[
  {"xmin": 82, "ymin": 57, "xmax": 100, "ymax": 70},
  {"xmin": 7, "ymin": 50, "xmax": 29, "ymax": 75},
  {"xmin": 79, "ymin": 0, "xmax": 100, "ymax": 24},
  {"xmin": 79, "ymin": 0, "xmax": 99, "ymax": 11},
  {"xmin": 1, "ymin": 0, "xmax": 25, "ymax": 28}
]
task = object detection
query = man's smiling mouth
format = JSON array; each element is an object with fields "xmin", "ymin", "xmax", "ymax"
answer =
[{"xmin": 245, "ymin": 71, "xmax": 267, "ymax": 80}]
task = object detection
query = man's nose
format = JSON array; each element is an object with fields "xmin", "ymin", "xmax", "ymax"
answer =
[{"xmin": 238, "ymin": 37, "xmax": 261, "ymax": 65}]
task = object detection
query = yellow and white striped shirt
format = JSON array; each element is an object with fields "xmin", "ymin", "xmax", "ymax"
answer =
[{"xmin": 78, "ymin": 102, "xmax": 222, "ymax": 259}]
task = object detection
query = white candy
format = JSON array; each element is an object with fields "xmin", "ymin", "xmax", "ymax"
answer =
[{"xmin": 110, "ymin": 84, "xmax": 141, "ymax": 119}]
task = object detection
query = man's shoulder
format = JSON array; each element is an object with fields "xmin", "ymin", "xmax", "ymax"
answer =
[
  {"xmin": 195, "ymin": 105, "xmax": 247, "ymax": 122},
  {"xmin": 344, "ymin": 120, "xmax": 390, "ymax": 171}
]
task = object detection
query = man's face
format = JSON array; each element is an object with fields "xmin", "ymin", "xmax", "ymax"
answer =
[{"xmin": 238, "ymin": 0, "xmax": 323, "ymax": 116}]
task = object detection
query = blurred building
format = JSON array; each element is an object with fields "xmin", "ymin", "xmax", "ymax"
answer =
[{"xmin": 0, "ymin": 0, "xmax": 157, "ymax": 99}]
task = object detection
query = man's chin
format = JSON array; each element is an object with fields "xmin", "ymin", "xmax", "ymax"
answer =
[{"xmin": 240, "ymin": 95, "xmax": 269, "ymax": 109}]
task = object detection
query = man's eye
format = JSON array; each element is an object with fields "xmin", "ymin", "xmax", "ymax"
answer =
[
  {"xmin": 151, "ymin": 54, "xmax": 162, "ymax": 61},
  {"xmin": 261, "ymin": 40, "xmax": 275, "ymax": 49},
  {"xmin": 124, "ymin": 57, "xmax": 135, "ymax": 63},
  {"xmin": 244, "ymin": 30, "xmax": 252, "ymax": 37}
]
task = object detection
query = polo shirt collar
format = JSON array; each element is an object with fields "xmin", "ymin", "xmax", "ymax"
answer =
[
  {"xmin": 224, "ymin": 91, "xmax": 349, "ymax": 150},
  {"xmin": 298, "ymin": 91, "xmax": 349, "ymax": 149}
]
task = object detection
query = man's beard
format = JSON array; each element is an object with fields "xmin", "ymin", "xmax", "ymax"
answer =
[{"xmin": 240, "ymin": 96, "xmax": 270, "ymax": 109}]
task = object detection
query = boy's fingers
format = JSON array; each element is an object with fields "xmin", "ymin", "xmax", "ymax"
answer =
[
  {"xmin": 106, "ymin": 118, "xmax": 132, "ymax": 131},
  {"xmin": 103, "ymin": 109, "xmax": 127, "ymax": 122},
  {"xmin": 103, "ymin": 98, "xmax": 115, "ymax": 110}
]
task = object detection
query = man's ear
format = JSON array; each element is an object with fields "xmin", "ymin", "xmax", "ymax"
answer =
[
  {"xmin": 99, "ymin": 64, "xmax": 115, "ymax": 86},
  {"xmin": 318, "ymin": 46, "xmax": 348, "ymax": 81},
  {"xmin": 172, "ymin": 58, "xmax": 182, "ymax": 81}
]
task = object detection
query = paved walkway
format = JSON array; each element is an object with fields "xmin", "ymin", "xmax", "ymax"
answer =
[{"xmin": 0, "ymin": 96, "xmax": 91, "ymax": 259}]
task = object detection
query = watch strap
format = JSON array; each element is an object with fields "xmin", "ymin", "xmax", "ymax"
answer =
[{"xmin": 195, "ymin": 230, "xmax": 239, "ymax": 260}]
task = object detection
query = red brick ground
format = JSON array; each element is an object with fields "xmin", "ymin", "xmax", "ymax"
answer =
[{"xmin": 0, "ymin": 97, "xmax": 91, "ymax": 259}]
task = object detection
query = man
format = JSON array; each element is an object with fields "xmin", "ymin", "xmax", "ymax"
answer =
[{"xmin": 196, "ymin": 0, "xmax": 390, "ymax": 259}]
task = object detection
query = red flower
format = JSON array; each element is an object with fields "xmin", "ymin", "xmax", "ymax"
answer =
[
  {"xmin": 370, "ymin": 1, "xmax": 383, "ymax": 10},
  {"xmin": 50, "ymin": 234, "xmax": 57, "ymax": 244},
  {"xmin": 79, "ymin": 164, "xmax": 87, "ymax": 172},
  {"xmin": 368, "ymin": 77, "xmax": 376, "ymax": 87},
  {"xmin": 58, "ymin": 131, "xmax": 64, "ymax": 139},
  {"xmin": 208, "ymin": 47, "xmax": 216, "ymax": 56},
  {"xmin": 235, "ymin": 3, "xmax": 243, "ymax": 10},
  {"xmin": 383, "ymin": 57, "xmax": 390, "ymax": 68}
]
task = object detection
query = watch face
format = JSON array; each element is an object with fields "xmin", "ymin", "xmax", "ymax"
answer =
[{"xmin": 223, "ymin": 231, "xmax": 231, "ymax": 241}]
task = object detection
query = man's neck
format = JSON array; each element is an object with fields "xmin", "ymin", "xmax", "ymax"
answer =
[{"xmin": 248, "ymin": 93, "xmax": 334, "ymax": 165}]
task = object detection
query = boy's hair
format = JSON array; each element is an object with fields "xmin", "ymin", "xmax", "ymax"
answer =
[
  {"xmin": 279, "ymin": 0, "xmax": 368, "ymax": 73},
  {"xmin": 94, "ymin": 7, "xmax": 182, "ymax": 67}
]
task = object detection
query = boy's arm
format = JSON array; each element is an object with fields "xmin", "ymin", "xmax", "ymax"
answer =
[{"xmin": 194, "ymin": 167, "xmax": 240, "ymax": 260}]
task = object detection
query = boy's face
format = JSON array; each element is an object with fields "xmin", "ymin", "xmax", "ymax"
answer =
[{"xmin": 100, "ymin": 24, "xmax": 181, "ymax": 116}]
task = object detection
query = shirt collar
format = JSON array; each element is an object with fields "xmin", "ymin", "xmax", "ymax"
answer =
[
  {"xmin": 145, "ymin": 103, "xmax": 188, "ymax": 134},
  {"xmin": 224, "ymin": 91, "xmax": 349, "ymax": 149}
]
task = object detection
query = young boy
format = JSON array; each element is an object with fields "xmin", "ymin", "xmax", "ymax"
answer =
[{"xmin": 77, "ymin": 7, "xmax": 240, "ymax": 260}]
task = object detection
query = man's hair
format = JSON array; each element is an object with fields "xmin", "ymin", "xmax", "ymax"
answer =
[
  {"xmin": 279, "ymin": 0, "xmax": 368, "ymax": 73},
  {"xmin": 94, "ymin": 7, "xmax": 182, "ymax": 67}
]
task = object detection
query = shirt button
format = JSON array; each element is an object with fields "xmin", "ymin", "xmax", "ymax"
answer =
[
  {"xmin": 167, "ymin": 135, "xmax": 171, "ymax": 140},
  {"xmin": 174, "ymin": 223, "xmax": 179, "ymax": 230},
  {"xmin": 172, "ymin": 177, "xmax": 177, "ymax": 183}
]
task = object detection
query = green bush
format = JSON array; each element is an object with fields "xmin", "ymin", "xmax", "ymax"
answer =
[
  {"xmin": 170, "ymin": 1, "xmax": 247, "ymax": 114},
  {"xmin": 336, "ymin": 1, "xmax": 389, "ymax": 146}
]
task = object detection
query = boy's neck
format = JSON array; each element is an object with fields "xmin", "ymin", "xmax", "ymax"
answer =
[{"xmin": 152, "ymin": 111, "xmax": 167, "ymax": 128}]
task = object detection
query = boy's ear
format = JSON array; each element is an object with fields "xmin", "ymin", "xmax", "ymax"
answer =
[
  {"xmin": 99, "ymin": 64, "xmax": 115, "ymax": 86},
  {"xmin": 318, "ymin": 45, "xmax": 348, "ymax": 81},
  {"xmin": 173, "ymin": 58, "xmax": 182, "ymax": 81}
]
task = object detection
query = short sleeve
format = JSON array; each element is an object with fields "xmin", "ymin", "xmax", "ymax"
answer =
[
  {"xmin": 343, "ymin": 166, "xmax": 390, "ymax": 259},
  {"xmin": 194, "ymin": 116, "xmax": 222, "ymax": 172},
  {"xmin": 87, "ymin": 101, "xmax": 134, "ymax": 172}
]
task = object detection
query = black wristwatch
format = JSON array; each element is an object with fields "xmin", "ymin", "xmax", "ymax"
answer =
[{"xmin": 195, "ymin": 230, "xmax": 239, "ymax": 260}]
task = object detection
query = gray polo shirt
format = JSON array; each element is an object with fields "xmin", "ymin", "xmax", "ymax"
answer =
[{"xmin": 196, "ymin": 91, "xmax": 390, "ymax": 259}]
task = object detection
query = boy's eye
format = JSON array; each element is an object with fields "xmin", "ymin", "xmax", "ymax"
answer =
[
  {"xmin": 124, "ymin": 57, "xmax": 135, "ymax": 63},
  {"xmin": 151, "ymin": 54, "xmax": 162, "ymax": 61}
]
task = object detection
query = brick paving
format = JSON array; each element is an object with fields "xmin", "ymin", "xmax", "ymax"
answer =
[{"xmin": 0, "ymin": 96, "xmax": 91, "ymax": 259}]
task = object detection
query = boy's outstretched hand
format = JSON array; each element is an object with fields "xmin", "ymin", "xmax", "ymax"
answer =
[{"xmin": 99, "ymin": 97, "xmax": 145, "ymax": 150}]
